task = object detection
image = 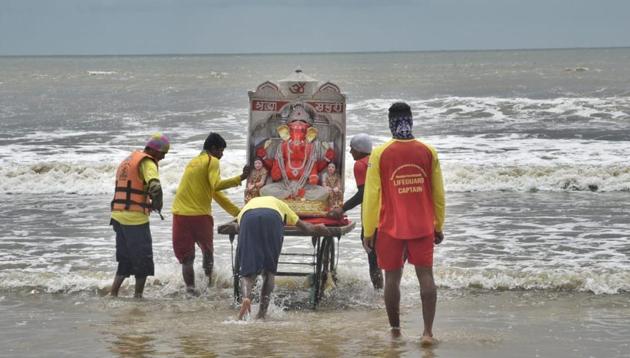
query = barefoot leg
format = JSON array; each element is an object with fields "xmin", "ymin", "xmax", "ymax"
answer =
[
  {"xmin": 238, "ymin": 276, "xmax": 255, "ymax": 320},
  {"xmin": 257, "ymin": 272, "xmax": 275, "ymax": 319}
]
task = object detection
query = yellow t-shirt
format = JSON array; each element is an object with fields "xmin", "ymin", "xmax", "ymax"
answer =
[
  {"xmin": 111, "ymin": 157, "xmax": 159, "ymax": 226},
  {"xmin": 237, "ymin": 196, "xmax": 299, "ymax": 226},
  {"xmin": 172, "ymin": 151, "xmax": 242, "ymax": 217}
]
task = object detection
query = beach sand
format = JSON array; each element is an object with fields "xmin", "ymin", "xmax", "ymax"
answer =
[{"xmin": 3, "ymin": 289, "xmax": 629, "ymax": 357}]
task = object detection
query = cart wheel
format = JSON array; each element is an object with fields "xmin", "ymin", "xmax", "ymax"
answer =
[
  {"xmin": 329, "ymin": 236, "xmax": 337, "ymax": 283},
  {"xmin": 312, "ymin": 236, "xmax": 335, "ymax": 308},
  {"xmin": 311, "ymin": 237, "xmax": 323, "ymax": 308}
]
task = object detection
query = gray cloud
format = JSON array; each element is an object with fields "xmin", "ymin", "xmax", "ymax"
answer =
[{"xmin": 1, "ymin": 0, "xmax": 629, "ymax": 55}]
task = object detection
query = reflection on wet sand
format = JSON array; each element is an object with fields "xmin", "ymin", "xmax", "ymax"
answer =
[
  {"xmin": 95, "ymin": 290, "xmax": 630, "ymax": 357},
  {"xmin": 101, "ymin": 298, "xmax": 399, "ymax": 357},
  {"xmin": 109, "ymin": 333, "xmax": 157, "ymax": 358},
  {"xmin": 107, "ymin": 307, "xmax": 158, "ymax": 358},
  {"xmin": 178, "ymin": 335, "xmax": 217, "ymax": 358}
]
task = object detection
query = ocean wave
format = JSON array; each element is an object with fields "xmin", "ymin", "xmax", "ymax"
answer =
[
  {"xmin": 1, "ymin": 264, "xmax": 628, "ymax": 297},
  {"xmin": 563, "ymin": 66, "xmax": 590, "ymax": 72},
  {"xmin": 0, "ymin": 162, "xmax": 117, "ymax": 195},
  {"xmin": 348, "ymin": 96, "xmax": 630, "ymax": 123},
  {"xmin": 87, "ymin": 71, "xmax": 117, "ymax": 76},
  {"xmin": 434, "ymin": 267, "xmax": 630, "ymax": 295},
  {"xmin": 1, "ymin": 161, "xmax": 628, "ymax": 194},
  {"xmin": 209, "ymin": 71, "xmax": 228, "ymax": 79},
  {"xmin": 443, "ymin": 163, "xmax": 630, "ymax": 192}
]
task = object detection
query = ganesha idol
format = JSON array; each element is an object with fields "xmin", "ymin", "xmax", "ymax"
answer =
[{"xmin": 256, "ymin": 104, "xmax": 335, "ymax": 204}]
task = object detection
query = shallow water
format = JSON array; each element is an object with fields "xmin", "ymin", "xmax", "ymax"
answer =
[
  {"xmin": 2, "ymin": 191, "xmax": 629, "ymax": 296},
  {"xmin": 3, "ymin": 290, "xmax": 630, "ymax": 357},
  {"xmin": 1, "ymin": 49, "xmax": 630, "ymax": 356}
]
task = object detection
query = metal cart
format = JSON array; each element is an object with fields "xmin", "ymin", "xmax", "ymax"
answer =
[{"xmin": 218, "ymin": 221, "xmax": 355, "ymax": 308}]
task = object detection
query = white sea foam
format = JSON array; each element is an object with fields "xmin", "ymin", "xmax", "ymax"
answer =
[
  {"xmin": 434, "ymin": 267, "xmax": 630, "ymax": 295},
  {"xmin": 87, "ymin": 71, "xmax": 117, "ymax": 76},
  {"xmin": 2, "ymin": 133, "xmax": 628, "ymax": 194},
  {"xmin": 209, "ymin": 71, "xmax": 228, "ymax": 79},
  {"xmin": 0, "ymin": 161, "xmax": 608, "ymax": 195},
  {"xmin": 564, "ymin": 67, "xmax": 590, "ymax": 72},
  {"xmin": 348, "ymin": 96, "xmax": 630, "ymax": 124},
  {"xmin": 1, "ymin": 260, "xmax": 628, "ymax": 296},
  {"xmin": 442, "ymin": 163, "xmax": 630, "ymax": 192}
]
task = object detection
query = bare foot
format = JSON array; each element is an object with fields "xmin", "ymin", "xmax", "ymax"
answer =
[
  {"xmin": 370, "ymin": 269, "xmax": 383, "ymax": 290},
  {"xmin": 390, "ymin": 327, "xmax": 402, "ymax": 338},
  {"xmin": 238, "ymin": 298, "xmax": 252, "ymax": 320},
  {"xmin": 421, "ymin": 335, "xmax": 434, "ymax": 347},
  {"xmin": 185, "ymin": 287, "xmax": 200, "ymax": 297}
]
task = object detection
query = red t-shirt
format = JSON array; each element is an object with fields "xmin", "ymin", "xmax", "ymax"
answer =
[
  {"xmin": 379, "ymin": 140, "xmax": 435, "ymax": 239},
  {"xmin": 353, "ymin": 156, "xmax": 369, "ymax": 186}
]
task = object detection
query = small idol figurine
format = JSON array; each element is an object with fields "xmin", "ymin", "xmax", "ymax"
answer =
[
  {"xmin": 322, "ymin": 162, "xmax": 342, "ymax": 209},
  {"xmin": 245, "ymin": 157, "xmax": 268, "ymax": 203}
]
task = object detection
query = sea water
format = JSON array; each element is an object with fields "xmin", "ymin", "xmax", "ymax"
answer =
[{"xmin": 1, "ymin": 49, "xmax": 629, "ymax": 357}]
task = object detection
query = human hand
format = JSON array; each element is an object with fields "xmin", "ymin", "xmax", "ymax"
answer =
[
  {"xmin": 333, "ymin": 187, "xmax": 339, "ymax": 193},
  {"xmin": 434, "ymin": 231, "xmax": 444, "ymax": 245},
  {"xmin": 312, "ymin": 223, "xmax": 331, "ymax": 237},
  {"xmin": 247, "ymin": 184, "xmax": 255, "ymax": 190},
  {"xmin": 327, "ymin": 207, "xmax": 343, "ymax": 220},
  {"xmin": 241, "ymin": 164, "xmax": 251, "ymax": 180},
  {"xmin": 147, "ymin": 180, "xmax": 163, "ymax": 211},
  {"xmin": 363, "ymin": 236, "xmax": 374, "ymax": 254}
]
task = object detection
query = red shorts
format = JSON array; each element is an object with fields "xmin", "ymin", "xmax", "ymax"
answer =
[
  {"xmin": 375, "ymin": 231, "xmax": 434, "ymax": 270},
  {"xmin": 172, "ymin": 214, "xmax": 214, "ymax": 263}
]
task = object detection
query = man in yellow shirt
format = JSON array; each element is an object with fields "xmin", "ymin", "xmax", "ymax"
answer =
[
  {"xmin": 110, "ymin": 133, "xmax": 169, "ymax": 298},
  {"xmin": 235, "ymin": 196, "xmax": 331, "ymax": 320},
  {"xmin": 172, "ymin": 132, "xmax": 250, "ymax": 294}
]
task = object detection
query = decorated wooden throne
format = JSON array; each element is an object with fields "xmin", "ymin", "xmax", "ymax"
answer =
[{"xmin": 245, "ymin": 69, "xmax": 348, "ymax": 217}]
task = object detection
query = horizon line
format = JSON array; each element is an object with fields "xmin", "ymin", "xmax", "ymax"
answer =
[{"xmin": 1, "ymin": 45, "xmax": 629, "ymax": 58}]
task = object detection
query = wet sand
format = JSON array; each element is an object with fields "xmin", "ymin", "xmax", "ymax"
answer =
[{"xmin": 2, "ymin": 288, "xmax": 629, "ymax": 357}]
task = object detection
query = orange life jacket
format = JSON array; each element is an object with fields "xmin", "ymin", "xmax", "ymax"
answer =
[{"xmin": 110, "ymin": 151, "xmax": 157, "ymax": 214}]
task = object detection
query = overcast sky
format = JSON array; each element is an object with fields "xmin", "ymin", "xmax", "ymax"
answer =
[{"xmin": 1, "ymin": 0, "xmax": 629, "ymax": 55}]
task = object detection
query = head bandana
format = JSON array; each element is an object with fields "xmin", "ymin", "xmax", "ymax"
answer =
[
  {"xmin": 388, "ymin": 102, "xmax": 414, "ymax": 139},
  {"xmin": 145, "ymin": 133, "xmax": 170, "ymax": 153},
  {"xmin": 388, "ymin": 115, "xmax": 414, "ymax": 139}
]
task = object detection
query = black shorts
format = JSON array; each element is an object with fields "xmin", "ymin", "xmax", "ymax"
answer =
[
  {"xmin": 237, "ymin": 208, "xmax": 284, "ymax": 276},
  {"xmin": 111, "ymin": 219, "xmax": 154, "ymax": 277}
]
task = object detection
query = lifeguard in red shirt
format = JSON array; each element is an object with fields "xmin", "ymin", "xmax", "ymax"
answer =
[{"xmin": 362, "ymin": 102, "xmax": 445, "ymax": 346}]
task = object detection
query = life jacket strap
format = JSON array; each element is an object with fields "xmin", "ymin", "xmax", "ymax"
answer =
[
  {"xmin": 110, "ymin": 180, "xmax": 149, "ymax": 211},
  {"xmin": 113, "ymin": 187, "xmax": 145, "ymax": 195},
  {"xmin": 110, "ymin": 199, "xmax": 150, "ymax": 208}
]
